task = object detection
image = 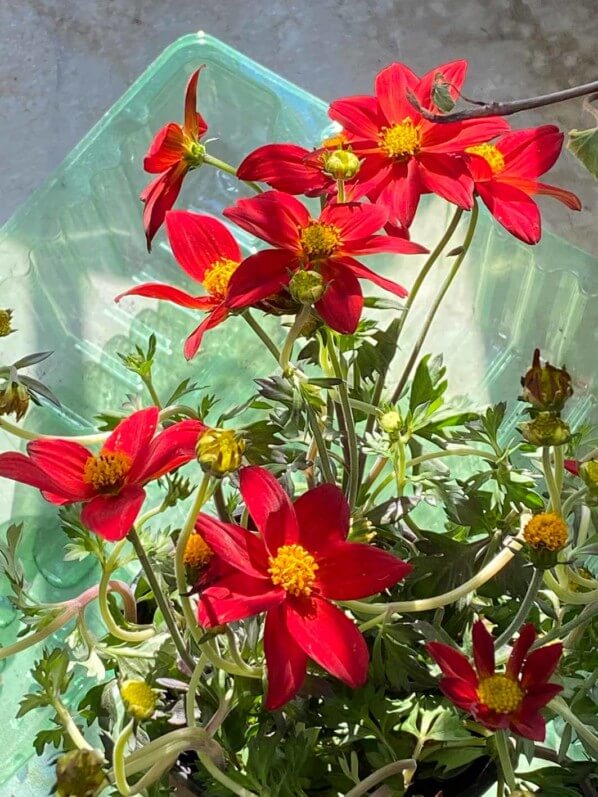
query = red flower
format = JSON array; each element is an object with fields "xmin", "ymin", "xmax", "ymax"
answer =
[
  {"xmin": 427, "ymin": 621, "xmax": 563, "ymax": 741},
  {"xmin": 465, "ymin": 125, "xmax": 582, "ymax": 244},
  {"xmin": 197, "ymin": 466, "xmax": 412, "ymax": 709},
  {"xmin": 564, "ymin": 459, "xmax": 579, "ymax": 477},
  {"xmin": 117, "ymin": 210, "xmax": 241, "ymax": 359},
  {"xmin": 0, "ymin": 408, "xmax": 205, "ymax": 541},
  {"xmin": 223, "ymin": 190, "xmax": 427, "ymax": 334},
  {"xmin": 141, "ymin": 68, "xmax": 208, "ymax": 250},
  {"xmin": 329, "ymin": 61, "xmax": 510, "ymax": 228}
]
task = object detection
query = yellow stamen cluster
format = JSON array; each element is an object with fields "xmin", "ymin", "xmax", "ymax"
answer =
[
  {"xmin": 379, "ymin": 118, "xmax": 421, "ymax": 158},
  {"xmin": 120, "ymin": 679, "xmax": 157, "ymax": 721},
  {"xmin": 466, "ymin": 143, "xmax": 505, "ymax": 174},
  {"xmin": 321, "ymin": 132, "xmax": 347, "ymax": 150},
  {"xmin": 477, "ymin": 674, "xmax": 523, "ymax": 714},
  {"xmin": 184, "ymin": 533, "xmax": 214, "ymax": 569},
  {"xmin": 83, "ymin": 451, "xmax": 132, "ymax": 492},
  {"xmin": 268, "ymin": 544, "xmax": 318, "ymax": 597},
  {"xmin": 300, "ymin": 222, "xmax": 342, "ymax": 259},
  {"xmin": 524, "ymin": 512, "xmax": 568, "ymax": 552},
  {"xmin": 203, "ymin": 258, "xmax": 239, "ymax": 300}
]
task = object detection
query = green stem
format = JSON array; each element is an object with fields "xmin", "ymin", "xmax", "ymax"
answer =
[
  {"xmin": 494, "ymin": 730, "xmax": 517, "ymax": 792},
  {"xmin": 279, "ymin": 305, "xmax": 311, "ymax": 372},
  {"xmin": 391, "ymin": 201, "xmax": 478, "ymax": 403},
  {"xmin": 337, "ymin": 179, "xmax": 346, "ymax": 203},
  {"xmin": 542, "ymin": 447, "xmax": 562, "ymax": 514},
  {"xmin": 99, "ymin": 541, "xmax": 155, "ymax": 643},
  {"xmin": 128, "ymin": 527, "xmax": 194, "ymax": 672},
  {"xmin": 203, "ymin": 153, "xmax": 262, "ymax": 194},
  {"xmin": 531, "ymin": 602, "xmax": 598, "ymax": 649},
  {"xmin": 141, "ymin": 375, "xmax": 162, "ymax": 409},
  {"xmin": 344, "ymin": 759, "xmax": 417, "ymax": 797},
  {"xmin": 0, "ymin": 607, "xmax": 76, "ymax": 660},
  {"xmin": 204, "ymin": 639, "xmax": 262, "ymax": 678},
  {"xmin": 549, "ymin": 697, "xmax": 598, "ymax": 756},
  {"xmin": 113, "ymin": 719, "xmax": 135, "ymax": 795},
  {"xmin": 242, "ymin": 311, "xmax": 281, "ymax": 362},
  {"xmin": 495, "ymin": 568, "xmax": 543, "ymax": 649},
  {"xmin": 51, "ymin": 695, "xmax": 94, "ymax": 751},
  {"xmin": 186, "ymin": 653, "xmax": 208, "ymax": 728},
  {"xmin": 327, "ymin": 333, "xmax": 359, "ymax": 507},
  {"xmin": 560, "ymin": 486, "xmax": 588, "ymax": 518},
  {"xmin": 197, "ymin": 751, "xmax": 258, "ymax": 797},
  {"xmin": 303, "ymin": 400, "xmax": 335, "ymax": 484}
]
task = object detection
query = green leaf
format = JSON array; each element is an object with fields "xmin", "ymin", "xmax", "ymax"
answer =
[
  {"xmin": 409, "ymin": 355, "xmax": 447, "ymax": 413},
  {"xmin": 17, "ymin": 692, "xmax": 51, "ymax": 717},
  {"xmin": 33, "ymin": 726, "xmax": 66, "ymax": 756},
  {"xmin": 568, "ymin": 127, "xmax": 598, "ymax": 179},
  {"xmin": 432, "ymin": 72, "xmax": 457, "ymax": 113},
  {"xmin": 432, "ymin": 746, "xmax": 486, "ymax": 774}
]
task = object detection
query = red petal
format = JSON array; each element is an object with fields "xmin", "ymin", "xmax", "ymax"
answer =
[
  {"xmin": 422, "ymin": 117, "xmax": 510, "ymax": 153},
  {"xmin": 335, "ymin": 255, "xmax": 408, "ymax": 298},
  {"xmin": 264, "ymin": 604, "xmax": 308, "ymax": 710},
  {"xmin": 184, "ymin": 68, "xmax": 207, "ymax": 139},
  {"xmin": 473, "ymin": 703, "xmax": 510, "ymax": 731},
  {"xmin": 198, "ymin": 572, "xmax": 284, "ymax": 627},
  {"xmin": 81, "ymin": 485, "xmax": 146, "ymax": 541},
  {"xmin": 239, "ymin": 466, "xmax": 299, "ymax": 554},
  {"xmin": 503, "ymin": 177, "xmax": 582, "ymax": 211},
  {"xmin": 134, "ymin": 419, "xmax": 206, "ymax": 484},
  {"xmin": 142, "ymin": 163, "xmax": 188, "ymax": 251},
  {"xmin": 521, "ymin": 643, "xmax": 563, "ymax": 689},
  {"xmin": 416, "ymin": 60, "xmax": 468, "ymax": 112},
  {"xmin": 328, "ymin": 95, "xmax": 386, "ymax": 140},
  {"xmin": 506, "ymin": 623, "xmax": 536, "ymax": 679},
  {"xmin": 509, "ymin": 711, "xmax": 546, "ymax": 742},
  {"xmin": 183, "ymin": 305, "xmax": 229, "ymax": 360},
  {"xmin": 472, "ymin": 620, "xmax": 495, "ymax": 678},
  {"xmin": 102, "ymin": 407, "xmax": 159, "ymax": 465},
  {"xmin": 223, "ymin": 190, "xmax": 308, "ymax": 250},
  {"xmin": 439, "ymin": 676, "xmax": 479, "ymax": 710},
  {"xmin": 321, "ymin": 201, "xmax": 388, "ymax": 241},
  {"xmin": 115, "ymin": 282, "xmax": 214, "ymax": 310},
  {"xmin": 0, "ymin": 451, "xmax": 72, "ymax": 497},
  {"xmin": 343, "ymin": 234, "xmax": 427, "ymax": 256},
  {"xmin": 144, "ymin": 123, "xmax": 185, "ymax": 173},
  {"xmin": 521, "ymin": 682, "xmax": 562, "ymax": 711},
  {"xmin": 225, "ymin": 249, "xmax": 295, "ymax": 310},
  {"xmin": 237, "ymin": 143, "xmax": 325, "ymax": 194},
  {"xmin": 196, "ymin": 512, "xmax": 270, "ymax": 579},
  {"xmin": 165, "ymin": 210, "xmax": 241, "ymax": 283},
  {"xmin": 417, "ymin": 152, "xmax": 474, "ymax": 209},
  {"xmin": 375, "ymin": 63, "xmax": 421, "ymax": 124},
  {"xmin": 499, "ymin": 125, "xmax": 563, "ymax": 178},
  {"xmin": 564, "ymin": 459, "xmax": 580, "ymax": 477},
  {"xmin": 426, "ymin": 642, "xmax": 478, "ymax": 684},
  {"xmin": 316, "ymin": 543, "xmax": 412, "ymax": 600},
  {"xmin": 315, "ymin": 263, "xmax": 363, "ymax": 334},
  {"xmin": 285, "ymin": 597, "xmax": 369, "ymax": 688},
  {"xmin": 293, "ymin": 483, "xmax": 349, "ymax": 553},
  {"xmin": 371, "ymin": 159, "xmax": 422, "ymax": 228},
  {"xmin": 26, "ymin": 439, "xmax": 92, "ymax": 500},
  {"xmin": 476, "ymin": 180, "xmax": 541, "ymax": 244}
]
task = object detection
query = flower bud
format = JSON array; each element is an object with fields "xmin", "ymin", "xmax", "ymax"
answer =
[
  {"xmin": 579, "ymin": 460, "xmax": 598, "ymax": 494},
  {"xmin": 120, "ymin": 679, "xmax": 158, "ymax": 721},
  {"xmin": 0, "ymin": 309, "xmax": 13, "ymax": 337},
  {"xmin": 520, "ymin": 348, "xmax": 573, "ymax": 412},
  {"xmin": 323, "ymin": 149, "xmax": 361, "ymax": 180},
  {"xmin": 520, "ymin": 413, "xmax": 570, "ymax": 447},
  {"xmin": 0, "ymin": 381, "xmax": 30, "ymax": 421},
  {"xmin": 523, "ymin": 512, "xmax": 568, "ymax": 569},
  {"xmin": 378, "ymin": 409, "xmax": 402, "ymax": 435},
  {"xmin": 196, "ymin": 428, "xmax": 245, "ymax": 477},
  {"xmin": 289, "ymin": 270, "xmax": 326, "ymax": 305},
  {"xmin": 54, "ymin": 748, "xmax": 106, "ymax": 796}
]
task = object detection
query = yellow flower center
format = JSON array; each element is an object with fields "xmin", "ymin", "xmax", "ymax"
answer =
[
  {"xmin": 183, "ymin": 533, "xmax": 214, "ymax": 569},
  {"xmin": 120, "ymin": 679, "xmax": 157, "ymax": 721},
  {"xmin": 83, "ymin": 451, "xmax": 132, "ymax": 493},
  {"xmin": 523, "ymin": 512, "xmax": 568, "ymax": 552},
  {"xmin": 203, "ymin": 258, "xmax": 239, "ymax": 301},
  {"xmin": 321, "ymin": 132, "xmax": 347, "ymax": 150},
  {"xmin": 379, "ymin": 118, "xmax": 421, "ymax": 159},
  {"xmin": 268, "ymin": 544, "xmax": 318, "ymax": 597},
  {"xmin": 477, "ymin": 674, "xmax": 523, "ymax": 714},
  {"xmin": 300, "ymin": 222, "xmax": 342, "ymax": 260},
  {"xmin": 466, "ymin": 143, "xmax": 505, "ymax": 174}
]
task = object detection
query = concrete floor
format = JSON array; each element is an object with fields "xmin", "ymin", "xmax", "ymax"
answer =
[{"xmin": 0, "ymin": 0, "xmax": 596, "ymax": 251}]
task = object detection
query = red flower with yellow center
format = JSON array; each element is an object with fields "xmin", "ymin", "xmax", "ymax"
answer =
[
  {"xmin": 328, "ymin": 60, "xmax": 510, "ymax": 228},
  {"xmin": 223, "ymin": 190, "xmax": 427, "ymax": 334},
  {"xmin": 141, "ymin": 68, "xmax": 208, "ymax": 250},
  {"xmin": 196, "ymin": 466, "xmax": 412, "ymax": 709},
  {"xmin": 465, "ymin": 125, "xmax": 581, "ymax": 244},
  {"xmin": 427, "ymin": 621, "xmax": 563, "ymax": 741},
  {"xmin": 0, "ymin": 408, "xmax": 205, "ymax": 541},
  {"xmin": 117, "ymin": 210, "xmax": 241, "ymax": 359}
]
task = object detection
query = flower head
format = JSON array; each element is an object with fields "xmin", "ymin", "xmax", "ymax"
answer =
[
  {"xmin": 184, "ymin": 531, "xmax": 214, "ymax": 570},
  {"xmin": 520, "ymin": 349, "xmax": 573, "ymax": 412},
  {"xmin": 0, "ymin": 380, "xmax": 29, "ymax": 421},
  {"xmin": 120, "ymin": 679, "xmax": 158, "ymax": 721},
  {"xmin": 0, "ymin": 407, "xmax": 205, "ymax": 540},
  {"xmin": 223, "ymin": 190, "xmax": 427, "ymax": 334},
  {"xmin": 427, "ymin": 621, "xmax": 563, "ymax": 741},
  {"xmin": 466, "ymin": 126, "xmax": 581, "ymax": 243},
  {"xmin": 54, "ymin": 749, "xmax": 106, "ymax": 797},
  {"xmin": 0, "ymin": 308, "xmax": 13, "ymax": 337},
  {"xmin": 196, "ymin": 427, "xmax": 246, "ymax": 477},
  {"xmin": 197, "ymin": 466, "xmax": 412, "ymax": 709},
  {"xmin": 141, "ymin": 68, "xmax": 208, "ymax": 249},
  {"xmin": 523, "ymin": 513, "xmax": 568, "ymax": 552}
]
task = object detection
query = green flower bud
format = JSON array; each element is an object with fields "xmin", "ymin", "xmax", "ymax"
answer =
[
  {"xmin": 378, "ymin": 409, "xmax": 402, "ymax": 435},
  {"xmin": 196, "ymin": 428, "xmax": 246, "ymax": 477},
  {"xmin": 322, "ymin": 149, "xmax": 361, "ymax": 180},
  {"xmin": 289, "ymin": 270, "xmax": 326, "ymax": 305},
  {"xmin": 54, "ymin": 749, "xmax": 106, "ymax": 796},
  {"xmin": 0, "ymin": 381, "xmax": 30, "ymax": 421},
  {"xmin": 520, "ymin": 348, "xmax": 573, "ymax": 412},
  {"xmin": 520, "ymin": 412, "xmax": 570, "ymax": 447},
  {"xmin": 0, "ymin": 309, "xmax": 13, "ymax": 337},
  {"xmin": 579, "ymin": 460, "xmax": 598, "ymax": 494}
]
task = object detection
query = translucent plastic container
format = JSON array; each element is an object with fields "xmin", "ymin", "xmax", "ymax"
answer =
[{"xmin": 0, "ymin": 32, "xmax": 596, "ymax": 789}]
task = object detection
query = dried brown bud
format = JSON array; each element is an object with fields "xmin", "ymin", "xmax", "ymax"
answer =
[
  {"xmin": 520, "ymin": 348, "xmax": 572, "ymax": 412},
  {"xmin": 54, "ymin": 749, "xmax": 106, "ymax": 796},
  {"xmin": 0, "ymin": 309, "xmax": 13, "ymax": 337},
  {"xmin": 0, "ymin": 381, "xmax": 30, "ymax": 421},
  {"xmin": 520, "ymin": 413, "xmax": 570, "ymax": 447}
]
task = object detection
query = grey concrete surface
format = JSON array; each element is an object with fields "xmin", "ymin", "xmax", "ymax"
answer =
[{"xmin": 0, "ymin": 0, "xmax": 596, "ymax": 253}]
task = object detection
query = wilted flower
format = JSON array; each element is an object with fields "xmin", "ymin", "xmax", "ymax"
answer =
[
  {"xmin": 54, "ymin": 749, "xmax": 105, "ymax": 796},
  {"xmin": 520, "ymin": 349, "xmax": 573, "ymax": 412},
  {"xmin": 197, "ymin": 428, "xmax": 246, "ymax": 477},
  {"xmin": 0, "ymin": 380, "xmax": 30, "ymax": 421},
  {"xmin": 520, "ymin": 413, "xmax": 570, "ymax": 446}
]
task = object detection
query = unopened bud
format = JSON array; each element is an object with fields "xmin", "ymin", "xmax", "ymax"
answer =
[
  {"xmin": 0, "ymin": 309, "xmax": 13, "ymax": 337},
  {"xmin": 196, "ymin": 428, "xmax": 245, "ymax": 477},
  {"xmin": 520, "ymin": 348, "xmax": 572, "ymax": 412},
  {"xmin": 579, "ymin": 460, "xmax": 598, "ymax": 494},
  {"xmin": 0, "ymin": 381, "xmax": 30, "ymax": 421},
  {"xmin": 120, "ymin": 679, "xmax": 157, "ymax": 721},
  {"xmin": 520, "ymin": 413, "xmax": 570, "ymax": 447},
  {"xmin": 289, "ymin": 270, "xmax": 326, "ymax": 305},
  {"xmin": 323, "ymin": 149, "xmax": 361, "ymax": 180},
  {"xmin": 54, "ymin": 748, "xmax": 105, "ymax": 796},
  {"xmin": 379, "ymin": 409, "xmax": 402, "ymax": 435}
]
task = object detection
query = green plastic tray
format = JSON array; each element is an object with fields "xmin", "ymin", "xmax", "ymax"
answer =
[{"xmin": 0, "ymin": 31, "xmax": 596, "ymax": 789}]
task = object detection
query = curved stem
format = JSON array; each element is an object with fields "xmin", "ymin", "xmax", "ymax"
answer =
[
  {"xmin": 279, "ymin": 306, "xmax": 311, "ymax": 373},
  {"xmin": 186, "ymin": 653, "xmax": 208, "ymax": 728},
  {"xmin": 0, "ymin": 607, "xmax": 76, "ymax": 660},
  {"xmin": 391, "ymin": 200, "xmax": 478, "ymax": 403},
  {"xmin": 327, "ymin": 333, "xmax": 359, "ymax": 507},
  {"xmin": 344, "ymin": 759, "xmax": 417, "ymax": 797},
  {"xmin": 197, "ymin": 751, "xmax": 258, "ymax": 797},
  {"xmin": 204, "ymin": 639, "xmax": 262, "ymax": 679},
  {"xmin": 242, "ymin": 311, "xmax": 281, "ymax": 362},
  {"xmin": 203, "ymin": 153, "xmax": 263, "ymax": 194},
  {"xmin": 99, "ymin": 542, "xmax": 154, "ymax": 643},
  {"xmin": 51, "ymin": 694, "xmax": 94, "ymax": 752},
  {"xmin": 494, "ymin": 731, "xmax": 517, "ymax": 792},
  {"xmin": 495, "ymin": 568, "xmax": 543, "ymax": 649},
  {"xmin": 113, "ymin": 719, "xmax": 135, "ymax": 795}
]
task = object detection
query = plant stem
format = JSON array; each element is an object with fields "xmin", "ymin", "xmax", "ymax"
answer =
[
  {"xmin": 494, "ymin": 731, "xmax": 517, "ymax": 792},
  {"xmin": 0, "ymin": 607, "xmax": 76, "ymax": 660},
  {"xmin": 561, "ymin": 486, "xmax": 588, "ymax": 518},
  {"xmin": 279, "ymin": 305, "xmax": 311, "ymax": 372},
  {"xmin": 113, "ymin": 719, "xmax": 135, "ymax": 795},
  {"xmin": 542, "ymin": 447, "xmax": 562, "ymax": 514},
  {"xmin": 303, "ymin": 400, "xmax": 335, "ymax": 484},
  {"xmin": 549, "ymin": 697, "xmax": 598, "ymax": 757},
  {"xmin": 344, "ymin": 759, "xmax": 417, "ymax": 797},
  {"xmin": 242, "ymin": 311, "xmax": 281, "ymax": 362},
  {"xmin": 203, "ymin": 153, "xmax": 263, "ymax": 194},
  {"xmin": 128, "ymin": 527, "xmax": 194, "ymax": 672},
  {"xmin": 391, "ymin": 200, "xmax": 478, "ymax": 403},
  {"xmin": 197, "ymin": 751, "xmax": 258, "ymax": 797},
  {"xmin": 531, "ymin": 601, "xmax": 598, "ymax": 649},
  {"xmin": 99, "ymin": 541, "xmax": 155, "ymax": 643},
  {"xmin": 495, "ymin": 568, "xmax": 543, "ymax": 649},
  {"xmin": 327, "ymin": 333, "xmax": 359, "ymax": 507},
  {"xmin": 51, "ymin": 695, "xmax": 94, "ymax": 751},
  {"xmin": 337, "ymin": 179, "xmax": 345, "ymax": 203},
  {"xmin": 141, "ymin": 375, "xmax": 162, "ymax": 409},
  {"xmin": 186, "ymin": 653, "xmax": 208, "ymax": 728}
]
